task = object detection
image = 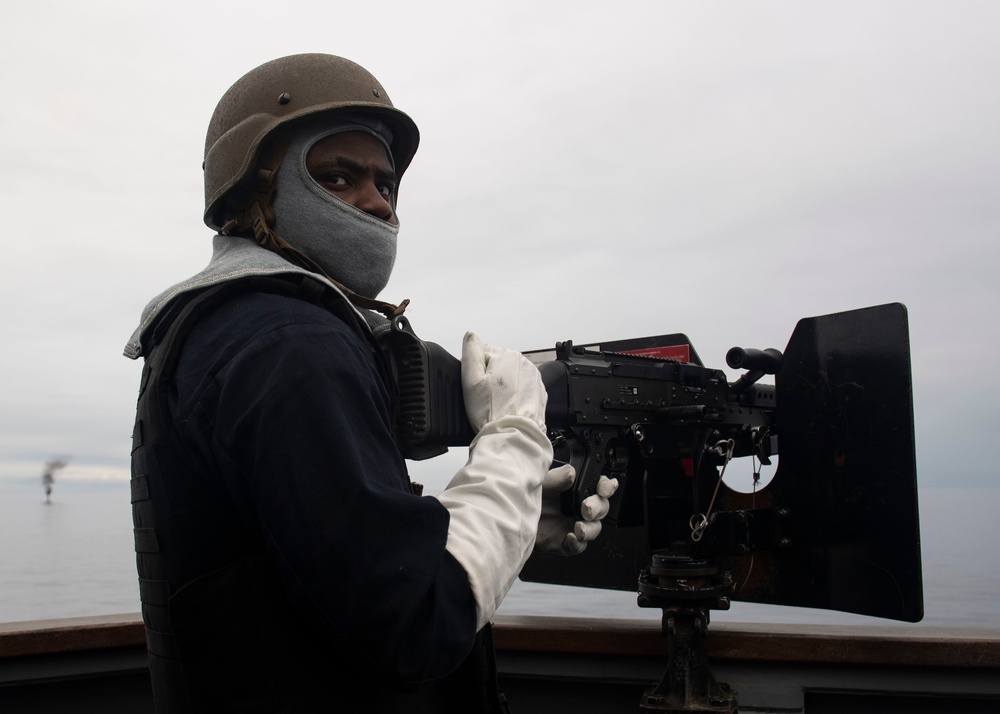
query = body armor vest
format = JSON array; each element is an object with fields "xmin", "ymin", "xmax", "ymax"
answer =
[{"xmin": 130, "ymin": 274, "xmax": 508, "ymax": 713}]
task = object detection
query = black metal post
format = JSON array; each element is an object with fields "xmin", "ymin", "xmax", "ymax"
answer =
[{"xmin": 636, "ymin": 555, "xmax": 738, "ymax": 713}]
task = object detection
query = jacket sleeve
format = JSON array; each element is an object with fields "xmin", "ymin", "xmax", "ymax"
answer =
[{"xmin": 172, "ymin": 294, "xmax": 478, "ymax": 686}]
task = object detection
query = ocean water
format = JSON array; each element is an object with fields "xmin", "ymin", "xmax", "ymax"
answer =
[{"xmin": 1, "ymin": 475, "xmax": 998, "ymax": 630}]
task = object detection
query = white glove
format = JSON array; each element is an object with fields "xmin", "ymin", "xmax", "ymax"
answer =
[
  {"xmin": 460, "ymin": 331, "xmax": 546, "ymax": 432},
  {"xmin": 436, "ymin": 333, "xmax": 553, "ymax": 630},
  {"xmin": 534, "ymin": 464, "xmax": 619, "ymax": 555}
]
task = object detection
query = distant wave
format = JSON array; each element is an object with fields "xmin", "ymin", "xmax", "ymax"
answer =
[
  {"xmin": 0, "ymin": 463, "xmax": 130, "ymax": 483},
  {"xmin": 54, "ymin": 465, "xmax": 131, "ymax": 482}
]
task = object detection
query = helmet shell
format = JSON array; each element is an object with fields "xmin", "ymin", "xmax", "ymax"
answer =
[{"xmin": 203, "ymin": 53, "xmax": 419, "ymax": 230}]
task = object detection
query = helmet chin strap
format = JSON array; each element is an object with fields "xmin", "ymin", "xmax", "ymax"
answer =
[{"xmin": 220, "ymin": 142, "xmax": 409, "ymax": 320}]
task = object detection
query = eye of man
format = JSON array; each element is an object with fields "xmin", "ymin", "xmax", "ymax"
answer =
[
  {"xmin": 317, "ymin": 173, "xmax": 350, "ymax": 188},
  {"xmin": 312, "ymin": 170, "xmax": 394, "ymax": 200}
]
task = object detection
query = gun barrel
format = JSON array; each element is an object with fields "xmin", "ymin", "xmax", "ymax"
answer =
[{"xmin": 657, "ymin": 405, "xmax": 711, "ymax": 420}]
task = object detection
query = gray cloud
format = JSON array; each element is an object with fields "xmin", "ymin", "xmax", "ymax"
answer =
[{"xmin": 0, "ymin": 1, "xmax": 997, "ymax": 494}]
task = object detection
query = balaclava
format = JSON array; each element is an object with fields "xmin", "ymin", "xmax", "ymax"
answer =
[{"xmin": 272, "ymin": 114, "xmax": 399, "ymax": 299}]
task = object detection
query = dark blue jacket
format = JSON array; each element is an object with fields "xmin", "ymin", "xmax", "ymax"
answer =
[{"xmin": 131, "ymin": 278, "xmax": 491, "ymax": 712}]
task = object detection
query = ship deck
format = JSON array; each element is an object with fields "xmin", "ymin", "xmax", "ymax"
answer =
[{"xmin": 2, "ymin": 613, "xmax": 999, "ymax": 712}]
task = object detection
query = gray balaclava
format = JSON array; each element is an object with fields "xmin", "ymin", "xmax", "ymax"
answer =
[{"xmin": 272, "ymin": 114, "xmax": 399, "ymax": 299}]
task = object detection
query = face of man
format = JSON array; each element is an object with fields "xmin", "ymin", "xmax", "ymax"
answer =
[{"xmin": 306, "ymin": 131, "xmax": 398, "ymax": 225}]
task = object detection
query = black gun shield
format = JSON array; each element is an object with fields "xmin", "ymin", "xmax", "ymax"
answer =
[
  {"xmin": 719, "ymin": 302, "xmax": 922, "ymax": 621},
  {"xmin": 519, "ymin": 303, "xmax": 922, "ymax": 623}
]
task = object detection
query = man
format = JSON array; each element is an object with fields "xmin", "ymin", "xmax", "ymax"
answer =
[{"xmin": 125, "ymin": 54, "xmax": 616, "ymax": 712}]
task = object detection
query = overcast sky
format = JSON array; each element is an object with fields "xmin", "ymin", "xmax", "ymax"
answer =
[{"xmin": 1, "ymin": 1, "xmax": 997, "ymax": 499}]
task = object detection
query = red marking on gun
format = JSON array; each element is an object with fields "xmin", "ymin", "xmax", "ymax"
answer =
[{"xmin": 618, "ymin": 345, "xmax": 691, "ymax": 362}]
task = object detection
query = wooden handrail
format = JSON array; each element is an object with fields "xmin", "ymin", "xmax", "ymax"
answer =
[
  {"xmin": 2, "ymin": 613, "xmax": 999, "ymax": 670},
  {"xmin": 0, "ymin": 613, "xmax": 145, "ymax": 658},
  {"xmin": 492, "ymin": 615, "xmax": 1000, "ymax": 669}
]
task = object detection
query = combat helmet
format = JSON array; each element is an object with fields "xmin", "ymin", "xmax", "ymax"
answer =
[{"xmin": 203, "ymin": 53, "xmax": 419, "ymax": 231}]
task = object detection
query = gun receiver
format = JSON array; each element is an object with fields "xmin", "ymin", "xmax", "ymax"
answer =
[
  {"xmin": 383, "ymin": 319, "xmax": 775, "ymax": 521},
  {"xmin": 536, "ymin": 341, "xmax": 775, "ymax": 522}
]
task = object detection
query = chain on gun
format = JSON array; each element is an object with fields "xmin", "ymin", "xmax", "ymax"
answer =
[{"xmin": 689, "ymin": 438, "xmax": 735, "ymax": 543}]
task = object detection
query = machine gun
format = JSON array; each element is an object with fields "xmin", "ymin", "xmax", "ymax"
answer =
[{"xmin": 382, "ymin": 303, "xmax": 922, "ymax": 713}]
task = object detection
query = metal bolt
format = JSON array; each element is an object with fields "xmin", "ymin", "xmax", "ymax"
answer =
[{"xmin": 278, "ymin": 92, "xmax": 292, "ymax": 105}]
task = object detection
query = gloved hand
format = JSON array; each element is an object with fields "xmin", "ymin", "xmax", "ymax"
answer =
[
  {"xmin": 436, "ymin": 333, "xmax": 553, "ymax": 630},
  {"xmin": 534, "ymin": 464, "xmax": 619, "ymax": 555},
  {"xmin": 460, "ymin": 331, "xmax": 547, "ymax": 432}
]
